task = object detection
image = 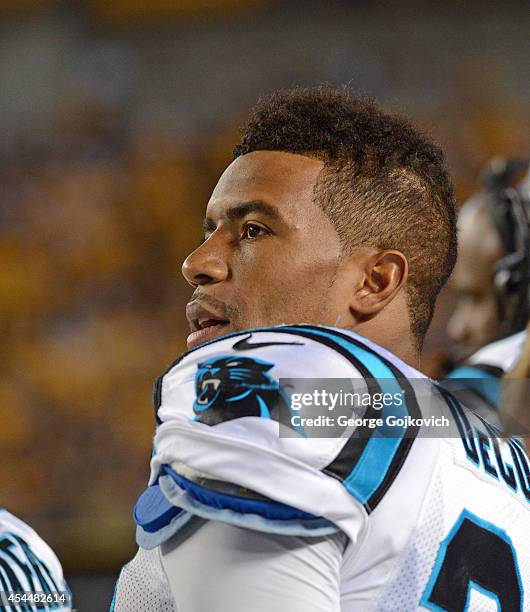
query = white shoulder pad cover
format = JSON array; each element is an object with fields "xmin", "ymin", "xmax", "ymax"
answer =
[
  {"xmin": 137, "ymin": 325, "xmax": 425, "ymax": 548},
  {"xmin": 0, "ymin": 509, "xmax": 70, "ymax": 610},
  {"xmin": 468, "ymin": 330, "xmax": 527, "ymax": 372}
]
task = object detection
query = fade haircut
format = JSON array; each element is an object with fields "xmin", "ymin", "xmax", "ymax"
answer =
[{"xmin": 233, "ymin": 85, "xmax": 457, "ymax": 350}]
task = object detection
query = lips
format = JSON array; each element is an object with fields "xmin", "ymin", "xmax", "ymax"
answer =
[{"xmin": 186, "ymin": 301, "xmax": 230, "ymax": 349}]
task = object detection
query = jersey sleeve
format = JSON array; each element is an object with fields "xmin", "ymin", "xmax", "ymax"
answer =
[
  {"xmin": 159, "ymin": 517, "xmax": 346, "ymax": 612},
  {"xmin": 442, "ymin": 331, "xmax": 527, "ymax": 424},
  {"xmin": 443, "ymin": 331, "xmax": 526, "ymax": 416},
  {"xmin": 110, "ymin": 547, "xmax": 175, "ymax": 612},
  {"xmin": 134, "ymin": 325, "xmax": 424, "ymax": 552}
]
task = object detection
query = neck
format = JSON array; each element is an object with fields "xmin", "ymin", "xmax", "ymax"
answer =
[
  {"xmin": 344, "ymin": 293, "xmax": 421, "ymax": 369},
  {"xmin": 354, "ymin": 319, "xmax": 419, "ymax": 369}
]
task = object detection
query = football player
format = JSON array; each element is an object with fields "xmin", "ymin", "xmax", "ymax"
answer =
[
  {"xmin": 502, "ymin": 320, "xmax": 530, "ymax": 442},
  {"xmin": 112, "ymin": 86, "xmax": 530, "ymax": 611},
  {"xmin": 444, "ymin": 158, "xmax": 529, "ymax": 420},
  {"xmin": 0, "ymin": 508, "xmax": 71, "ymax": 611}
]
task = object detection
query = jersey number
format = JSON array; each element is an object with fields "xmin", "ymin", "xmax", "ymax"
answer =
[{"xmin": 422, "ymin": 510, "xmax": 523, "ymax": 611}]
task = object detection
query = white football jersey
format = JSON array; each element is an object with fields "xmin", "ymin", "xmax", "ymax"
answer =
[
  {"xmin": 467, "ymin": 331, "xmax": 528, "ymax": 374},
  {"xmin": 126, "ymin": 325, "xmax": 530, "ymax": 611},
  {"xmin": 444, "ymin": 330, "xmax": 528, "ymax": 423},
  {"xmin": 0, "ymin": 509, "xmax": 71, "ymax": 611}
]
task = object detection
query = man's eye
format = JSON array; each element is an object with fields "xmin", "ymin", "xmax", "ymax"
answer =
[{"xmin": 242, "ymin": 223, "xmax": 269, "ymax": 240}]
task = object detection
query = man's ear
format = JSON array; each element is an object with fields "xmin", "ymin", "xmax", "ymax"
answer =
[{"xmin": 349, "ymin": 249, "xmax": 408, "ymax": 321}]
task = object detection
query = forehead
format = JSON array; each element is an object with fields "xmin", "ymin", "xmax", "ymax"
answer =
[{"xmin": 207, "ymin": 151, "xmax": 324, "ymax": 219}]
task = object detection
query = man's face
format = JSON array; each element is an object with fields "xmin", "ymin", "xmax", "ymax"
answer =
[
  {"xmin": 182, "ymin": 151, "xmax": 348, "ymax": 349},
  {"xmin": 447, "ymin": 194, "xmax": 504, "ymax": 357}
]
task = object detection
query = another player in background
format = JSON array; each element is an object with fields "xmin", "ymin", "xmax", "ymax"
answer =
[
  {"xmin": 112, "ymin": 86, "xmax": 530, "ymax": 611},
  {"xmin": 443, "ymin": 158, "xmax": 530, "ymax": 418},
  {"xmin": 447, "ymin": 158, "xmax": 529, "ymax": 358},
  {"xmin": 502, "ymin": 320, "xmax": 530, "ymax": 445},
  {"xmin": 0, "ymin": 508, "xmax": 71, "ymax": 611}
]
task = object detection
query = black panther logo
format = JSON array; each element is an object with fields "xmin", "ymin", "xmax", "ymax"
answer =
[{"xmin": 193, "ymin": 355, "xmax": 293, "ymax": 427}]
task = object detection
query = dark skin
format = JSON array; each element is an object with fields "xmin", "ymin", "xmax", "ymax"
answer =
[
  {"xmin": 447, "ymin": 193, "xmax": 504, "ymax": 359},
  {"xmin": 182, "ymin": 151, "xmax": 417, "ymax": 366}
]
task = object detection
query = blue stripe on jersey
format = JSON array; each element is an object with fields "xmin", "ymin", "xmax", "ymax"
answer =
[
  {"xmin": 109, "ymin": 580, "xmax": 117, "ymax": 612},
  {"xmin": 446, "ymin": 366, "xmax": 500, "ymax": 409},
  {"xmin": 279, "ymin": 326, "xmax": 411, "ymax": 506},
  {"xmin": 446, "ymin": 366, "xmax": 500, "ymax": 380},
  {"xmin": 446, "ymin": 366, "xmax": 498, "ymax": 379}
]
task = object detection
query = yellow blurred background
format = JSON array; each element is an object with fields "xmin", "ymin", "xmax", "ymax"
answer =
[{"xmin": 0, "ymin": 0, "xmax": 529, "ymax": 605}]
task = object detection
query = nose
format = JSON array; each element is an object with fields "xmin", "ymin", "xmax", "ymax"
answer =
[{"xmin": 182, "ymin": 235, "xmax": 229, "ymax": 287}]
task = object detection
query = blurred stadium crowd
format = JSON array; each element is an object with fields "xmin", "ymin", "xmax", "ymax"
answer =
[{"xmin": 1, "ymin": 0, "xmax": 530, "ymax": 601}]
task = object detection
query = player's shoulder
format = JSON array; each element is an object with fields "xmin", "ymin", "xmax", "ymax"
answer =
[
  {"xmin": 141, "ymin": 324, "xmax": 436, "ymax": 545},
  {"xmin": 0, "ymin": 508, "xmax": 70, "ymax": 607},
  {"xmin": 467, "ymin": 330, "xmax": 528, "ymax": 374},
  {"xmin": 0, "ymin": 507, "xmax": 48, "ymax": 548},
  {"xmin": 0, "ymin": 507, "xmax": 27, "ymax": 533},
  {"xmin": 444, "ymin": 330, "xmax": 528, "ymax": 418}
]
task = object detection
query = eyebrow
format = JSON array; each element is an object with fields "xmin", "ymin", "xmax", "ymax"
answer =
[{"xmin": 202, "ymin": 200, "xmax": 283, "ymax": 234}]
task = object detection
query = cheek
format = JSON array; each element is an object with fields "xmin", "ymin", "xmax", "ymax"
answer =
[
  {"xmin": 232, "ymin": 243, "xmax": 307, "ymax": 290},
  {"xmin": 474, "ymin": 298, "xmax": 499, "ymax": 335},
  {"xmin": 484, "ymin": 298, "xmax": 500, "ymax": 327},
  {"xmin": 229, "ymin": 240, "xmax": 340, "ymax": 322},
  {"xmin": 232, "ymin": 258, "xmax": 336, "ymax": 322},
  {"xmin": 453, "ymin": 297, "xmax": 497, "ymax": 335}
]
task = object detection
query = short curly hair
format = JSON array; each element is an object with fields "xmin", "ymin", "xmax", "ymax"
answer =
[{"xmin": 233, "ymin": 85, "xmax": 457, "ymax": 350}]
